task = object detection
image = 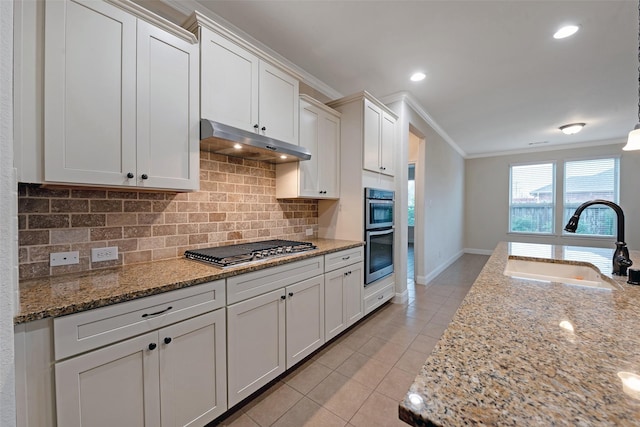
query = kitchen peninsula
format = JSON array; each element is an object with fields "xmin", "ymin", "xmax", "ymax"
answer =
[{"xmin": 400, "ymin": 242, "xmax": 640, "ymax": 426}]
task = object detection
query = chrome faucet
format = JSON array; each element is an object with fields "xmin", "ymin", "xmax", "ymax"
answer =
[{"xmin": 564, "ymin": 199, "xmax": 633, "ymax": 275}]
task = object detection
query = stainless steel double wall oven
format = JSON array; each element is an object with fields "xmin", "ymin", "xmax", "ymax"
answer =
[{"xmin": 364, "ymin": 188, "xmax": 395, "ymax": 285}]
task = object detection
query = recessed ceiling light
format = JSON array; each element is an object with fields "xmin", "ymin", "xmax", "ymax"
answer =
[
  {"xmin": 410, "ymin": 72, "xmax": 426, "ymax": 82},
  {"xmin": 233, "ymin": 143, "xmax": 242, "ymax": 149},
  {"xmin": 280, "ymin": 155, "xmax": 287, "ymax": 159},
  {"xmin": 559, "ymin": 123, "xmax": 586, "ymax": 135},
  {"xmin": 554, "ymin": 25, "xmax": 580, "ymax": 39}
]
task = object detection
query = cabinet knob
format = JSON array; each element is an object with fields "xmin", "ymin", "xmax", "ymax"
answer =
[
  {"xmin": 254, "ymin": 124, "xmax": 259, "ymax": 129},
  {"xmin": 281, "ymin": 295, "xmax": 286, "ymax": 300},
  {"xmin": 141, "ymin": 174, "xmax": 148, "ymax": 180},
  {"xmin": 288, "ymin": 292, "xmax": 293, "ymax": 297},
  {"xmin": 261, "ymin": 126, "xmax": 266, "ymax": 132},
  {"xmin": 164, "ymin": 337, "xmax": 172, "ymax": 345},
  {"xmin": 126, "ymin": 172, "xmax": 134, "ymax": 179},
  {"xmin": 148, "ymin": 343, "xmax": 157, "ymax": 351}
]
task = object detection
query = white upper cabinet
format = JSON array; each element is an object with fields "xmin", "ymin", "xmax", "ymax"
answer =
[
  {"xmin": 41, "ymin": 0, "xmax": 199, "ymax": 191},
  {"xmin": 276, "ymin": 95, "xmax": 340, "ymax": 199},
  {"xmin": 363, "ymin": 98, "xmax": 396, "ymax": 176},
  {"xmin": 191, "ymin": 13, "xmax": 299, "ymax": 145},
  {"xmin": 328, "ymin": 91, "xmax": 398, "ymax": 178}
]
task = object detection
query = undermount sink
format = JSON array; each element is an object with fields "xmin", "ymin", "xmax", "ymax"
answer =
[{"xmin": 504, "ymin": 258, "xmax": 615, "ymax": 290}]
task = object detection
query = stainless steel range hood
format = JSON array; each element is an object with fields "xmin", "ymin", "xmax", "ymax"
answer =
[{"xmin": 200, "ymin": 119, "xmax": 311, "ymax": 163}]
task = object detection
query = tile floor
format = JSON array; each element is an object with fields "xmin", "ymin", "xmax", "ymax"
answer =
[{"xmin": 212, "ymin": 251, "xmax": 489, "ymax": 427}]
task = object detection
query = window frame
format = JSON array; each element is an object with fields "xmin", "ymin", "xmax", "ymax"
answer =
[
  {"xmin": 561, "ymin": 156, "xmax": 620, "ymax": 239},
  {"xmin": 507, "ymin": 156, "xmax": 621, "ymax": 239},
  {"xmin": 508, "ymin": 161, "xmax": 556, "ymax": 235}
]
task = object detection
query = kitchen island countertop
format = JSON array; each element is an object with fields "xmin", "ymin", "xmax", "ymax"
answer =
[
  {"xmin": 400, "ymin": 241, "xmax": 640, "ymax": 426},
  {"xmin": 15, "ymin": 238, "xmax": 363, "ymax": 324}
]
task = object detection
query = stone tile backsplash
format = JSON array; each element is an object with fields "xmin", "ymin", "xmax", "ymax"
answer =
[{"xmin": 18, "ymin": 150, "xmax": 318, "ymax": 279}]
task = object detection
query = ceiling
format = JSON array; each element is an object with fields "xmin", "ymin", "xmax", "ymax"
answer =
[{"xmin": 149, "ymin": 0, "xmax": 638, "ymax": 158}]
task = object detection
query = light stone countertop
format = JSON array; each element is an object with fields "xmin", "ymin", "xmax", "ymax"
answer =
[
  {"xmin": 15, "ymin": 238, "xmax": 363, "ymax": 324},
  {"xmin": 400, "ymin": 241, "xmax": 640, "ymax": 426}
]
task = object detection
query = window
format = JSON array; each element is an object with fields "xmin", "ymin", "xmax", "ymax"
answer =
[
  {"xmin": 509, "ymin": 157, "xmax": 620, "ymax": 237},
  {"xmin": 509, "ymin": 163, "xmax": 555, "ymax": 233},
  {"xmin": 408, "ymin": 164, "xmax": 415, "ymax": 227},
  {"xmin": 563, "ymin": 158, "xmax": 619, "ymax": 237}
]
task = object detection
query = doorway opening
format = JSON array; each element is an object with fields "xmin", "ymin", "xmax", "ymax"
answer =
[{"xmin": 408, "ymin": 163, "xmax": 415, "ymax": 284}]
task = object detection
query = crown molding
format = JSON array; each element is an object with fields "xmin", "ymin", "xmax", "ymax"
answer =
[
  {"xmin": 158, "ymin": 0, "xmax": 342, "ymax": 100},
  {"xmin": 107, "ymin": 0, "xmax": 197, "ymax": 43},
  {"xmin": 381, "ymin": 91, "xmax": 466, "ymax": 158},
  {"xmin": 465, "ymin": 137, "xmax": 625, "ymax": 159}
]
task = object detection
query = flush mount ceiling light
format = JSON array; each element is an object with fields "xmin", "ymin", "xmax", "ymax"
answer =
[
  {"xmin": 624, "ymin": 0, "xmax": 640, "ymax": 150},
  {"xmin": 553, "ymin": 24, "xmax": 580, "ymax": 39},
  {"xmin": 410, "ymin": 72, "xmax": 426, "ymax": 82},
  {"xmin": 559, "ymin": 123, "xmax": 586, "ymax": 135}
]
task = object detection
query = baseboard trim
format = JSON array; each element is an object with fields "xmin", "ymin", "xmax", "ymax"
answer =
[
  {"xmin": 417, "ymin": 250, "xmax": 465, "ymax": 284},
  {"xmin": 464, "ymin": 248, "xmax": 494, "ymax": 256},
  {"xmin": 393, "ymin": 289, "xmax": 408, "ymax": 304}
]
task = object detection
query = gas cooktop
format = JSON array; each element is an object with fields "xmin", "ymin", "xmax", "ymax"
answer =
[{"xmin": 184, "ymin": 239, "xmax": 317, "ymax": 268}]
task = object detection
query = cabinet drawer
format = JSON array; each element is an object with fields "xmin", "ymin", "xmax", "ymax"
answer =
[
  {"xmin": 54, "ymin": 280, "xmax": 225, "ymax": 360},
  {"xmin": 324, "ymin": 247, "xmax": 364, "ymax": 272},
  {"xmin": 364, "ymin": 283, "xmax": 394, "ymax": 315},
  {"xmin": 226, "ymin": 256, "xmax": 324, "ymax": 304}
]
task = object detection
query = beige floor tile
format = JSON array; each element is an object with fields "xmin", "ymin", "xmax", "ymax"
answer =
[
  {"xmin": 283, "ymin": 359, "xmax": 333, "ymax": 395},
  {"xmin": 339, "ymin": 327, "xmax": 374, "ymax": 351},
  {"xmin": 314, "ymin": 342, "xmax": 355, "ymax": 369},
  {"xmin": 244, "ymin": 382, "xmax": 304, "ymax": 427},
  {"xmin": 214, "ymin": 411, "xmax": 259, "ymax": 427},
  {"xmin": 394, "ymin": 349, "xmax": 429, "ymax": 375},
  {"xmin": 374, "ymin": 323, "xmax": 418, "ymax": 347},
  {"xmin": 307, "ymin": 371, "xmax": 372, "ymax": 421},
  {"xmin": 335, "ymin": 351, "xmax": 392, "ymax": 389},
  {"xmin": 271, "ymin": 397, "xmax": 347, "ymax": 427},
  {"xmin": 375, "ymin": 367, "xmax": 417, "ymax": 400},
  {"xmin": 408, "ymin": 334, "xmax": 439, "ymax": 355},
  {"xmin": 420, "ymin": 320, "xmax": 449, "ymax": 339},
  {"xmin": 358, "ymin": 336, "xmax": 407, "ymax": 366},
  {"xmin": 349, "ymin": 391, "xmax": 408, "ymax": 427}
]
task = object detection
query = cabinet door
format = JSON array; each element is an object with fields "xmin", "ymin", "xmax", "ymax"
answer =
[
  {"xmin": 286, "ymin": 275, "xmax": 325, "ymax": 369},
  {"xmin": 318, "ymin": 111, "xmax": 340, "ymax": 198},
  {"xmin": 380, "ymin": 111, "xmax": 396, "ymax": 176},
  {"xmin": 227, "ymin": 288, "xmax": 286, "ymax": 408},
  {"xmin": 259, "ymin": 61, "xmax": 299, "ymax": 145},
  {"xmin": 200, "ymin": 27, "xmax": 259, "ymax": 134},
  {"xmin": 159, "ymin": 310, "xmax": 227, "ymax": 427},
  {"xmin": 298, "ymin": 100, "xmax": 320, "ymax": 197},
  {"xmin": 345, "ymin": 262, "xmax": 364, "ymax": 326},
  {"xmin": 363, "ymin": 99, "xmax": 382, "ymax": 173},
  {"xmin": 44, "ymin": 0, "xmax": 137, "ymax": 186},
  {"xmin": 324, "ymin": 267, "xmax": 347, "ymax": 341},
  {"xmin": 137, "ymin": 21, "xmax": 199, "ymax": 191},
  {"xmin": 55, "ymin": 332, "xmax": 160, "ymax": 427}
]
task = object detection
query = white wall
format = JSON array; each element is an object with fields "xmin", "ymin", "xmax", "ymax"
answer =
[
  {"xmin": 1, "ymin": 0, "xmax": 17, "ymax": 424},
  {"xmin": 465, "ymin": 143, "xmax": 640, "ymax": 253},
  {"xmin": 388, "ymin": 100, "xmax": 465, "ymax": 284}
]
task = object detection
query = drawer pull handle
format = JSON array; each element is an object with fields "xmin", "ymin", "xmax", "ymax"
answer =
[
  {"xmin": 164, "ymin": 337, "xmax": 172, "ymax": 345},
  {"xmin": 378, "ymin": 295, "xmax": 384, "ymax": 300},
  {"xmin": 148, "ymin": 343, "xmax": 157, "ymax": 351},
  {"xmin": 342, "ymin": 256, "xmax": 350, "ymax": 260},
  {"xmin": 142, "ymin": 306, "xmax": 173, "ymax": 318}
]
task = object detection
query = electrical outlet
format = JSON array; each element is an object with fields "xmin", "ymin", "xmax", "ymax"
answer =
[
  {"xmin": 306, "ymin": 228, "xmax": 313, "ymax": 236},
  {"xmin": 91, "ymin": 246, "xmax": 119, "ymax": 262},
  {"xmin": 50, "ymin": 251, "xmax": 80, "ymax": 267}
]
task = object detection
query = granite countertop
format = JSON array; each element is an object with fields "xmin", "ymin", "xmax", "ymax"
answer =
[
  {"xmin": 400, "ymin": 241, "xmax": 640, "ymax": 426},
  {"xmin": 15, "ymin": 238, "xmax": 363, "ymax": 324}
]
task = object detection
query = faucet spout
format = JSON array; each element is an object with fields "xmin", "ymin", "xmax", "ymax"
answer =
[{"xmin": 563, "ymin": 199, "xmax": 632, "ymax": 276}]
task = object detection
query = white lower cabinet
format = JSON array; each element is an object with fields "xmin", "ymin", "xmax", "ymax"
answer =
[
  {"xmin": 324, "ymin": 247, "xmax": 365, "ymax": 342},
  {"xmin": 227, "ymin": 288, "xmax": 286, "ymax": 408},
  {"xmin": 53, "ymin": 280, "xmax": 227, "ymax": 427},
  {"xmin": 227, "ymin": 275, "xmax": 325, "ymax": 408},
  {"xmin": 55, "ymin": 309, "xmax": 226, "ymax": 427}
]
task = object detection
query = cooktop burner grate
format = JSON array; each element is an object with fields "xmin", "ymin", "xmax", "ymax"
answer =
[{"xmin": 184, "ymin": 239, "xmax": 317, "ymax": 268}]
